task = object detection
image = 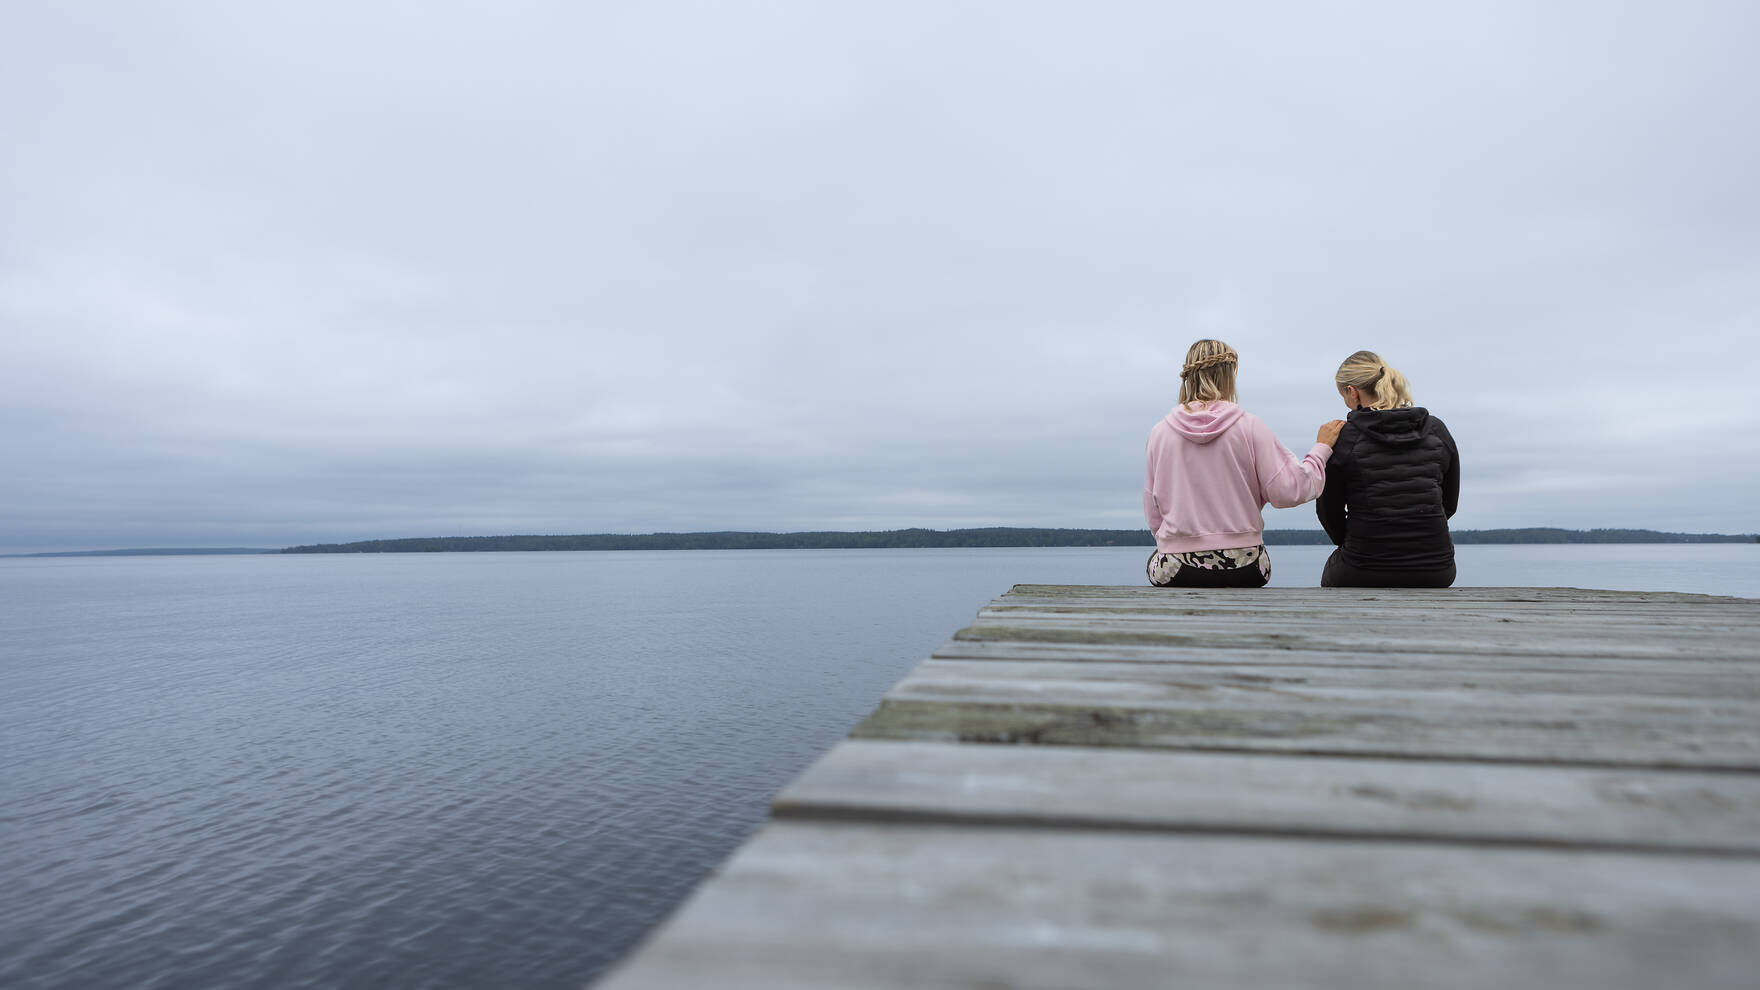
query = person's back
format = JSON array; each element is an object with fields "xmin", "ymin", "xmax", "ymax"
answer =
[
  {"xmin": 1145, "ymin": 402, "xmax": 1331, "ymax": 551},
  {"xmin": 1316, "ymin": 352, "xmax": 1459, "ymax": 587},
  {"xmin": 1145, "ymin": 340, "xmax": 1341, "ymax": 588}
]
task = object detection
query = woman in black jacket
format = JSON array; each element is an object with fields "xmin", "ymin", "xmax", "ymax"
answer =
[{"xmin": 1316, "ymin": 351, "xmax": 1460, "ymax": 588}]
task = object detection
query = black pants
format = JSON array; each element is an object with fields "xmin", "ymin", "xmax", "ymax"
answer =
[
  {"xmin": 1168, "ymin": 564, "xmax": 1270, "ymax": 588},
  {"xmin": 1321, "ymin": 549, "xmax": 1455, "ymax": 588}
]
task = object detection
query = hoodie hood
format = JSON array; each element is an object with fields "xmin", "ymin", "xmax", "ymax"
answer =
[
  {"xmin": 1349, "ymin": 406, "xmax": 1430, "ymax": 446},
  {"xmin": 1166, "ymin": 400, "xmax": 1246, "ymax": 445}
]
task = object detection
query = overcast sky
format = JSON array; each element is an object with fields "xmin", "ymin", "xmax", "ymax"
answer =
[{"xmin": 3, "ymin": 1, "xmax": 1757, "ymax": 552}]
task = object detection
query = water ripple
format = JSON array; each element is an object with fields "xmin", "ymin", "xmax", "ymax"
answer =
[{"xmin": 5, "ymin": 546, "xmax": 1752, "ymax": 988}]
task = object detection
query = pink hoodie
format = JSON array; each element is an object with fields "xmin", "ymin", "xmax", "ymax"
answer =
[{"xmin": 1143, "ymin": 401, "xmax": 1330, "ymax": 553}]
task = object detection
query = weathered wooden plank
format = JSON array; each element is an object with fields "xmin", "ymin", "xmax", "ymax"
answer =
[
  {"xmin": 978, "ymin": 605, "xmax": 1760, "ymax": 627},
  {"xmin": 992, "ymin": 584, "xmax": 1760, "ymax": 602},
  {"xmin": 949, "ymin": 620, "xmax": 1760, "ymax": 661},
  {"xmin": 992, "ymin": 585, "xmax": 1760, "ymax": 604},
  {"xmin": 883, "ymin": 660, "xmax": 1760, "ymax": 735},
  {"xmin": 963, "ymin": 617, "xmax": 1760, "ymax": 661},
  {"xmin": 992, "ymin": 581, "xmax": 1760, "ymax": 605},
  {"xmin": 853, "ymin": 694, "xmax": 1760, "ymax": 770},
  {"xmin": 972, "ymin": 600, "xmax": 1760, "ymax": 626},
  {"xmin": 773, "ymin": 740, "xmax": 1760, "ymax": 854},
  {"xmin": 1000, "ymin": 584, "xmax": 1759, "ymax": 605},
  {"xmin": 920, "ymin": 657, "xmax": 1760, "ymax": 701},
  {"xmin": 977, "ymin": 605, "xmax": 1760, "ymax": 627},
  {"xmin": 898, "ymin": 657, "xmax": 1760, "ymax": 701},
  {"xmin": 988, "ymin": 593, "xmax": 1760, "ymax": 621},
  {"xmin": 596, "ymin": 822, "xmax": 1760, "ymax": 990},
  {"xmin": 931, "ymin": 638, "xmax": 1760, "ymax": 674}
]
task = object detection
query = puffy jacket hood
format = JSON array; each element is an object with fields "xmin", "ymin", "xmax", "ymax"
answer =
[
  {"xmin": 1166, "ymin": 400, "xmax": 1246, "ymax": 445},
  {"xmin": 1349, "ymin": 406, "xmax": 1431, "ymax": 446}
]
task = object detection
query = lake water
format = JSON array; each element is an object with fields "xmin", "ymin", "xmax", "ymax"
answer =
[{"xmin": 3, "ymin": 545, "xmax": 1756, "ymax": 989}]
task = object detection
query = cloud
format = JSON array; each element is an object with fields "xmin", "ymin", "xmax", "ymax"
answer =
[{"xmin": 3, "ymin": 1, "xmax": 1757, "ymax": 551}]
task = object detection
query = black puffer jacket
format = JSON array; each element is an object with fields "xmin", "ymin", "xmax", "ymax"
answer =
[{"xmin": 1316, "ymin": 407, "xmax": 1459, "ymax": 572}]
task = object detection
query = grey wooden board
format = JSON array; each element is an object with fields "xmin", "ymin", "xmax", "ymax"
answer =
[
  {"xmin": 980, "ymin": 595, "xmax": 1760, "ymax": 616},
  {"xmin": 948, "ymin": 620, "xmax": 1760, "ymax": 661},
  {"xmin": 856, "ymin": 690, "xmax": 1760, "ymax": 771},
  {"xmin": 992, "ymin": 588, "xmax": 1760, "ymax": 605},
  {"xmin": 985, "ymin": 590, "xmax": 1760, "ymax": 608},
  {"xmin": 984, "ymin": 599, "xmax": 1759, "ymax": 618},
  {"xmin": 987, "ymin": 593, "xmax": 1760, "ymax": 620},
  {"xmin": 595, "ymin": 822, "xmax": 1760, "ymax": 990},
  {"xmin": 896, "ymin": 657, "xmax": 1760, "ymax": 703},
  {"xmin": 773, "ymin": 740, "xmax": 1760, "ymax": 854},
  {"xmin": 987, "ymin": 591, "xmax": 1760, "ymax": 607},
  {"xmin": 932, "ymin": 638, "xmax": 1760, "ymax": 674},
  {"xmin": 998, "ymin": 584, "xmax": 1760, "ymax": 605},
  {"xmin": 976, "ymin": 606, "xmax": 1760, "ymax": 629}
]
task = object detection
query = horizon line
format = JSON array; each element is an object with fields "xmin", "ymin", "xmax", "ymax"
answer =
[{"xmin": 10, "ymin": 525, "xmax": 1757, "ymax": 558}]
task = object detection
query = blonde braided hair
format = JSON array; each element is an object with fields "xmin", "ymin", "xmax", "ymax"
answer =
[{"xmin": 1178, "ymin": 339, "xmax": 1239, "ymax": 407}]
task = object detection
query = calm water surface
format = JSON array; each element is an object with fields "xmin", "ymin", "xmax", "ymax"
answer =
[{"xmin": 2, "ymin": 545, "xmax": 1756, "ymax": 988}]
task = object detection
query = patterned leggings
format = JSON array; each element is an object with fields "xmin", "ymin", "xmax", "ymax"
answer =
[{"xmin": 1146, "ymin": 545, "xmax": 1271, "ymax": 588}]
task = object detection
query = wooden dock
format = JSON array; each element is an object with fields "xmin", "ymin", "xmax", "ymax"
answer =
[{"xmin": 597, "ymin": 585, "xmax": 1760, "ymax": 989}]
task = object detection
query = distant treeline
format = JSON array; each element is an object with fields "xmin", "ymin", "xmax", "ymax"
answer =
[
  {"xmin": 1456, "ymin": 528, "xmax": 1757, "ymax": 544},
  {"xmin": 280, "ymin": 527, "xmax": 1758, "ymax": 554},
  {"xmin": 283, "ymin": 528, "xmax": 1158, "ymax": 553},
  {"xmin": 1, "ymin": 547, "xmax": 274, "ymax": 558}
]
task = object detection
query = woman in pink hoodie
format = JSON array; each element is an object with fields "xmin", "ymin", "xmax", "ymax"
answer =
[{"xmin": 1143, "ymin": 339, "xmax": 1344, "ymax": 587}]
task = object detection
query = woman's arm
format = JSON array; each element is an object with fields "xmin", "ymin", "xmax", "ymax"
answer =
[
  {"xmin": 1316, "ymin": 465, "xmax": 1349, "ymax": 546},
  {"xmin": 1254, "ymin": 416, "xmax": 1336, "ymax": 509},
  {"xmin": 1315, "ymin": 425, "xmax": 1351, "ymax": 545},
  {"xmin": 1438, "ymin": 421, "xmax": 1461, "ymax": 518}
]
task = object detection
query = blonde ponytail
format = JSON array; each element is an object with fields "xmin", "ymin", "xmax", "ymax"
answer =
[
  {"xmin": 1179, "ymin": 339, "xmax": 1239, "ymax": 407},
  {"xmin": 1335, "ymin": 350, "xmax": 1413, "ymax": 410}
]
